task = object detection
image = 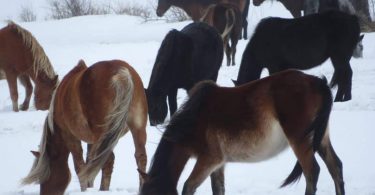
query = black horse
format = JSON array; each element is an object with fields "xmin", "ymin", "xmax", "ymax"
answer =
[
  {"xmin": 146, "ymin": 22, "xmax": 223, "ymax": 126},
  {"xmin": 234, "ymin": 10, "xmax": 363, "ymax": 102}
]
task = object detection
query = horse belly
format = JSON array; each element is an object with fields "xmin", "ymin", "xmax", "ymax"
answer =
[{"xmin": 225, "ymin": 119, "xmax": 289, "ymax": 163}]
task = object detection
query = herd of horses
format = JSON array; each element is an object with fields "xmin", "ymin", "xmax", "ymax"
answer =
[{"xmin": 0, "ymin": 0, "xmax": 367, "ymax": 195}]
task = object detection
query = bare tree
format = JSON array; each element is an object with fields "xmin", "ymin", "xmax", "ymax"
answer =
[
  {"xmin": 19, "ymin": 5, "xmax": 37, "ymax": 22},
  {"xmin": 348, "ymin": 0, "xmax": 375, "ymax": 31}
]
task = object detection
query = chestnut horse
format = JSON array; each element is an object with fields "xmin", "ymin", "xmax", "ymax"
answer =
[
  {"xmin": 156, "ymin": 0, "xmax": 250, "ymax": 39},
  {"xmin": 0, "ymin": 21, "xmax": 58, "ymax": 111},
  {"xmin": 22, "ymin": 60, "xmax": 148, "ymax": 195},
  {"xmin": 200, "ymin": 3, "xmax": 242, "ymax": 66},
  {"xmin": 140, "ymin": 70, "xmax": 345, "ymax": 195}
]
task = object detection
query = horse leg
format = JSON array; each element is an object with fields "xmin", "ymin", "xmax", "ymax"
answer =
[
  {"xmin": 182, "ymin": 155, "xmax": 224, "ymax": 195},
  {"xmin": 129, "ymin": 125, "xmax": 147, "ymax": 189},
  {"xmin": 64, "ymin": 138, "xmax": 87, "ymax": 191},
  {"xmin": 86, "ymin": 144, "xmax": 94, "ymax": 188},
  {"xmin": 331, "ymin": 60, "xmax": 353, "ymax": 102},
  {"xmin": 210, "ymin": 165, "xmax": 225, "ymax": 195},
  {"xmin": 19, "ymin": 75, "xmax": 33, "ymax": 111},
  {"xmin": 5, "ymin": 72, "xmax": 19, "ymax": 112},
  {"xmin": 168, "ymin": 88, "xmax": 178, "ymax": 116},
  {"xmin": 224, "ymin": 37, "xmax": 231, "ymax": 66},
  {"xmin": 318, "ymin": 133, "xmax": 345, "ymax": 195},
  {"xmin": 100, "ymin": 152, "xmax": 115, "ymax": 191},
  {"xmin": 291, "ymin": 145, "xmax": 320, "ymax": 195},
  {"xmin": 230, "ymin": 36, "xmax": 238, "ymax": 66}
]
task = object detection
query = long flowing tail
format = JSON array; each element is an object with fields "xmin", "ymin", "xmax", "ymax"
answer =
[
  {"xmin": 21, "ymin": 117, "xmax": 51, "ymax": 185},
  {"xmin": 221, "ymin": 8, "xmax": 236, "ymax": 40},
  {"xmin": 78, "ymin": 67, "xmax": 134, "ymax": 183},
  {"xmin": 281, "ymin": 77, "xmax": 333, "ymax": 187}
]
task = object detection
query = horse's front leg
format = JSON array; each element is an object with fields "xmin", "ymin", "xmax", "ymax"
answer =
[
  {"xmin": 333, "ymin": 65, "xmax": 352, "ymax": 102},
  {"xmin": 19, "ymin": 75, "xmax": 33, "ymax": 111},
  {"xmin": 210, "ymin": 166, "xmax": 225, "ymax": 195},
  {"xmin": 5, "ymin": 72, "xmax": 19, "ymax": 112}
]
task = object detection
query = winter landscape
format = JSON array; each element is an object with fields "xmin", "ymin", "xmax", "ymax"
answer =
[{"xmin": 0, "ymin": 0, "xmax": 374, "ymax": 194}]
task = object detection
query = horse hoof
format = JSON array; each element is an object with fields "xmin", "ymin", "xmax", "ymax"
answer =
[{"xmin": 19, "ymin": 104, "xmax": 29, "ymax": 111}]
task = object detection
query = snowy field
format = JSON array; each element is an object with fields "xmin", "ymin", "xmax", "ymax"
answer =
[{"xmin": 0, "ymin": 1, "xmax": 375, "ymax": 195}]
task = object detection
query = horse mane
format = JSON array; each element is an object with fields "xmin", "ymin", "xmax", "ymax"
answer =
[
  {"xmin": 7, "ymin": 21, "xmax": 55, "ymax": 79},
  {"xmin": 148, "ymin": 29, "xmax": 192, "ymax": 91},
  {"xmin": 21, "ymin": 117, "xmax": 51, "ymax": 185}
]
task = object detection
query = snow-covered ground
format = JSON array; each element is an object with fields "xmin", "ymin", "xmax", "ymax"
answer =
[{"xmin": 0, "ymin": 1, "xmax": 374, "ymax": 195}]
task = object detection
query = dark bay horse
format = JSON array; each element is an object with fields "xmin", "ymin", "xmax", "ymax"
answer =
[
  {"xmin": 156, "ymin": 0, "xmax": 250, "ymax": 39},
  {"xmin": 234, "ymin": 11, "xmax": 362, "ymax": 102},
  {"xmin": 146, "ymin": 22, "xmax": 223, "ymax": 126},
  {"xmin": 200, "ymin": 3, "xmax": 242, "ymax": 66},
  {"xmin": 140, "ymin": 70, "xmax": 344, "ymax": 195},
  {"xmin": 0, "ymin": 21, "xmax": 58, "ymax": 111},
  {"xmin": 22, "ymin": 60, "xmax": 148, "ymax": 194}
]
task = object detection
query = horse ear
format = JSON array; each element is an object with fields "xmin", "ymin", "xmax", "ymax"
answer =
[
  {"xmin": 359, "ymin": 34, "xmax": 364, "ymax": 41},
  {"xmin": 137, "ymin": 168, "xmax": 150, "ymax": 182},
  {"xmin": 30, "ymin": 150, "xmax": 40, "ymax": 158},
  {"xmin": 53, "ymin": 75, "xmax": 59, "ymax": 83},
  {"xmin": 231, "ymin": 79, "xmax": 238, "ymax": 86},
  {"xmin": 77, "ymin": 59, "xmax": 87, "ymax": 67}
]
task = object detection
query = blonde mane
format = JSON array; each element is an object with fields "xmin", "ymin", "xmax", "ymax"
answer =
[{"xmin": 7, "ymin": 21, "xmax": 55, "ymax": 79}]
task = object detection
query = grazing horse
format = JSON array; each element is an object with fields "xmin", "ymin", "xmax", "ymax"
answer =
[
  {"xmin": 140, "ymin": 70, "xmax": 344, "ymax": 195},
  {"xmin": 0, "ymin": 21, "xmax": 58, "ymax": 111},
  {"xmin": 146, "ymin": 22, "xmax": 223, "ymax": 126},
  {"xmin": 234, "ymin": 11, "xmax": 362, "ymax": 102},
  {"xmin": 22, "ymin": 60, "xmax": 148, "ymax": 195},
  {"xmin": 156, "ymin": 0, "xmax": 250, "ymax": 39},
  {"xmin": 200, "ymin": 3, "xmax": 242, "ymax": 66}
]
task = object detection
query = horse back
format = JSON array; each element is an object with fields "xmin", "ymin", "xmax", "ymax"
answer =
[{"xmin": 0, "ymin": 24, "xmax": 33, "ymax": 73}]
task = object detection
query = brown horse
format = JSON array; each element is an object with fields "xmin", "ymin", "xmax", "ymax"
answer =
[
  {"xmin": 22, "ymin": 60, "xmax": 148, "ymax": 195},
  {"xmin": 156, "ymin": 0, "xmax": 250, "ymax": 39},
  {"xmin": 140, "ymin": 70, "xmax": 344, "ymax": 195},
  {"xmin": 0, "ymin": 21, "xmax": 58, "ymax": 112},
  {"xmin": 200, "ymin": 3, "xmax": 242, "ymax": 66}
]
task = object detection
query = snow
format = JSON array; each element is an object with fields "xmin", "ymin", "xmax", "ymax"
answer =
[{"xmin": 0, "ymin": 1, "xmax": 374, "ymax": 195}]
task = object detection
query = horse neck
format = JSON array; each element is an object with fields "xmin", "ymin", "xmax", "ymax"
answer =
[
  {"xmin": 33, "ymin": 71, "xmax": 56, "ymax": 85},
  {"xmin": 144, "ymin": 138, "xmax": 190, "ymax": 194}
]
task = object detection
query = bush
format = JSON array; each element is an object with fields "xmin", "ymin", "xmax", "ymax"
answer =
[
  {"xmin": 19, "ymin": 5, "xmax": 37, "ymax": 22},
  {"xmin": 47, "ymin": 0, "xmax": 110, "ymax": 20}
]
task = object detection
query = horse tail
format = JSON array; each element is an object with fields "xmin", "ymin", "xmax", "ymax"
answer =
[
  {"xmin": 281, "ymin": 76, "xmax": 333, "ymax": 187},
  {"xmin": 79, "ymin": 67, "xmax": 134, "ymax": 183},
  {"xmin": 21, "ymin": 117, "xmax": 51, "ymax": 185},
  {"xmin": 221, "ymin": 7, "xmax": 236, "ymax": 40}
]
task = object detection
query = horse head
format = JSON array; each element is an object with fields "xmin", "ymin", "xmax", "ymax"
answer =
[
  {"xmin": 353, "ymin": 34, "xmax": 364, "ymax": 58},
  {"xmin": 156, "ymin": 0, "xmax": 172, "ymax": 17},
  {"xmin": 145, "ymin": 88, "xmax": 168, "ymax": 126},
  {"xmin": 34, "ymin": 75, "xmax": 58, "ymax": 110}
]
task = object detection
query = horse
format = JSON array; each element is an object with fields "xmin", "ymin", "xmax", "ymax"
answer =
[
  {"xmin": 156, "ymin": 0, "xmax": 250, "ymax": 39},
  {"xmin": 252, "ymin": 0, "xmax": 355, "ymax": 18},
  {"xmin": 22, "ymin": 60, "xmax": 148, "ymax": 195},
  {"xmin": 234, "ymin": 10, "xmax": 363, "ymax": 102},
  {"xmin": 0, "ymin": 21, "xmax": 58, "ymax": 112},
  {"xmin": 140, "ymin": 70, "xmax": 344, "ymax": 195},
  {"xmin": 200, "ymin": 3, "xmax": 242, "ymax": 66},
  {"xmin": 146, "ymin": 22, "xmax": 223, "ymax": 126}
]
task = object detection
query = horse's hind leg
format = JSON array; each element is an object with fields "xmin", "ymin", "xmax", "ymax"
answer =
[
  {"xmin": 224, "ymin": 38, "xmax": 232, "ymax": 66},
  {"xmin": 210, "ymin": 165, "xmax": 225, "ymax": 195},
  {"xmin": 5, "ymin": 72, "xmax": 19, "ymax": 111},
  {"xmin": 63, "ymin": 136, "xmax": 87, "ymax": 191},
  {"xmin": 86, "ymin": 144, "xmax": 95, "ymax": 188},
  {"xmin": 182, "ymin": 155, "xmax": 224, "ymax": 195},
  {"xmin": 130, "ymin": 127, "xmax": 147, "ymax": 188},
  {"xmin": 318, "ymin": 132, "xmax": 345, "ymax": 195},
  {"xmin": 19, "ymin": 75, "xmax": 33, "ymax": 111},
  {"xmin": 291, "ymin": 145, "xmax": 320, "ymax": 195},
  {"xmin": 100, "ymin": 152, "xmax": 115, "ymax": 191}
]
